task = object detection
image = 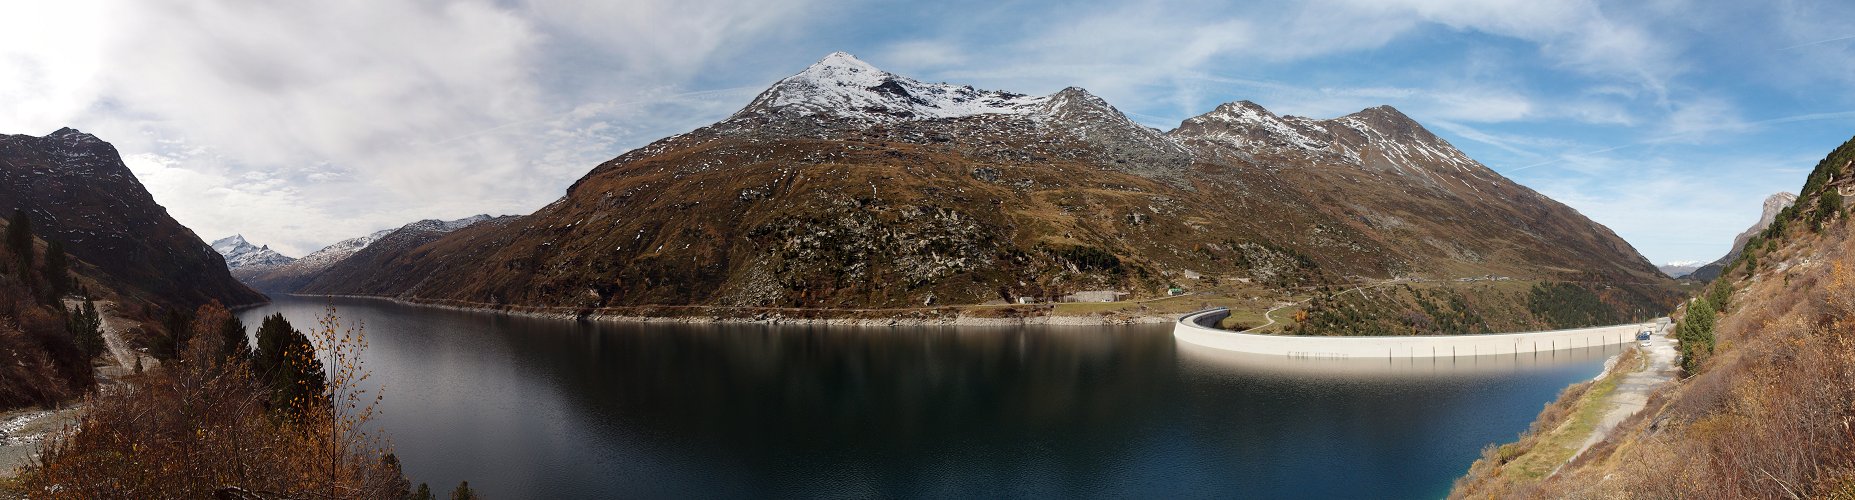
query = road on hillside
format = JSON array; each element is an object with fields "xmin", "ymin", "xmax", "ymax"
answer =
[{"xmin": 1565, "ymin": 320, "xmax": 1678, "ymax": 466}]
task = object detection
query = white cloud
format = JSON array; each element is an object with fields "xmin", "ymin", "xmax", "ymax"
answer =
[
  {"xmin": 0, "ymin": 1, "xmax": 108, "ymax": 133},
  {"xmin": 0, "ymin": 0, "xmax": 812, "ymax": 254},
  {"xmin": 880, "ymin": 41, "xmax": 968, "ymax": 70}
]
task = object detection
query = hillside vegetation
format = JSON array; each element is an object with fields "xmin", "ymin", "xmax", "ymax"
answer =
[
  {"xmin": 1284, "ymin": 280, "xmax": 1660, "ymax": 336},
  {"xmin": 0, "ymin": 216, "xmax": 95, "ymax": 409},
  {"xmin": 1452, "ymin": 134, "xmax": 1855, "ymax": 498}
]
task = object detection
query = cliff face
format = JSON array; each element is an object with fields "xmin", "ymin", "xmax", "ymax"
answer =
[
  {"xmin": 289, "ymin": 53, "xmax": 1671, "ymax": 315},
  {"xmin": 0, "ymin": 128, "xmax": 266, "ymax": 308},
  {"xmin": 1685, "ymin": 191, "xmax": 1797, "ymax": 281}
]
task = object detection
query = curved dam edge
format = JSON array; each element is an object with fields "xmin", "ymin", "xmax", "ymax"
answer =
[{"xmin": 1173, "ymin": 308, "xmax": 1667, "ymax": 359}]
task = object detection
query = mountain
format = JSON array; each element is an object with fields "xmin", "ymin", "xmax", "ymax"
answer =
[
  {"xmin": 297, "ymin": 216, "xmax": 517, "ymax": 296},
  {"xmin": 0, "ymin": 128, "xmax": 266, "ymax": 308},
  {"xmin": 291, "ymin": 52, "xmax": 1672, "ymax": 319},
  {"xmin": 1657, "ymin": 260, "xmax": 1704, "ymax": 278},
  {"xmin": 233, "ymin": 215, "xmax": 492, "ymax": 293},
  {"xmin": 1684, "ymin": 192, "xmax": 1796, "ymax": 281},
  {"xmin": 211, "ymin": 234, "xmax": 296, "ymax": 269}
]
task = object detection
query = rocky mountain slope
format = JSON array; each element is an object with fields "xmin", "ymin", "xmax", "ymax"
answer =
[
  {"xmin": 0, "ymin": 128, "xmax": 265, "ymax": 308},
  {"xmin": 1454, "ymin": 134, "xmax": 1855, "ymax": 498},
  {"xmin": 292, "ymin": 52, "xmax": 1672, "ymax": 318},
  {"xmin": 211, "ymin": 235, "xmax": 295, "ymax": 269},
  {"xmin": 234, "ymin": 215, "xmax": 491, "ymax": 293},
  {"xmin": 1684, "ymin": 191, "xmax": 1796, "ymax": 281}
]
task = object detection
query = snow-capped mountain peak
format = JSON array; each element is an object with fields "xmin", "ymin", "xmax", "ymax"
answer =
[
  {"xmin": 211, "ymin": 234, "xmax": 251, "ymax": 255},
  {"xmin": 736, "ymin": 52, "xmax": 1048, "ymax": 124},
  {"xmin": 1168, "ymin": 100, "xmax": 1483, "ymax": 177},
  {"xmin": 211, "ymin": 234, "xmax": 295, "ymax": 270}
]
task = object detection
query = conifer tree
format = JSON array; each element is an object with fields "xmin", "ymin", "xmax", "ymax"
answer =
[
  {"xmin": 219, "ymin": 315, "xmax": 250, "ymax": 361},
  {"xmin": 66, "ymin": 298, "xmax": 104, "ymax": 360},
  {"xmin": 5, "ymin": 209, "xmax": 30, "ymax": 263},
  {"xmin": 1677, "ymin": 297, "xmax": 1717, "ymax": 373},
  {"xmin": 252, "ymin": 313, "xmax": 326, "ymax": 417},
  {"xmin": 450, "ymin": 481, "xmax": 479, "ymax": 500}
]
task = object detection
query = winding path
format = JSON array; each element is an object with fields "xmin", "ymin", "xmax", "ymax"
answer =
[
  {"xmin": 1563, "ymin": 320, "xmax": 1677, "ymax": 466},
  {"xmin": 62, "ymin": 299, "xmax": 154, "ymax": 375}
]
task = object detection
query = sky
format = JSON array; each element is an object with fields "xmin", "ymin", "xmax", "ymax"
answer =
[{"xmin": 3, "ymin": 0, "xmax": 1853, "ymax": 265}]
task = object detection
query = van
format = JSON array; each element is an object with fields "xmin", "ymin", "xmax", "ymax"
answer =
[{"xmin": 1636, "ymin": 331, "xmax": 1653, "ymax": 347}]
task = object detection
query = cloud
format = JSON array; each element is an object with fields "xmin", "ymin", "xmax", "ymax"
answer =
[
  {"xmin": 0, "ymin": 0, "xmax": 814, "ymax": 254},
  {"xmin": 880, "ymin": 41, "xmax": 968, "ymax": 70},
  {"xmin": 0, "ymin": 1, "xmax": 109, "ymax": 133}
]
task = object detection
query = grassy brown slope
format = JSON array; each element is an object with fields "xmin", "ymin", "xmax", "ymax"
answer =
[
  {"xmin": 304, "ymin": 133, "xmax": 1356, "ymax": 309},
  {"xmin": 1453, "ymin": 134, "xmax": 1855, "ymax": 498}
]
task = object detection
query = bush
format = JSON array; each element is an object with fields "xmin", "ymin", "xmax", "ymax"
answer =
[{"xmin": 26, "ymin": 305, "xmax": 405, "ymax": 497}]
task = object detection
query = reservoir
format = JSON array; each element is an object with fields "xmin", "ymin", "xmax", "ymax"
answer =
[{"xmin": 239, "ymin": 296, "xmax": 1616, "ymax": 499}]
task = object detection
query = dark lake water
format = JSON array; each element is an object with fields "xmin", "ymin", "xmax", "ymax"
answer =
[{"xmin": 239, "ymin": 296, "xmax": 1617, "ymax": 499}]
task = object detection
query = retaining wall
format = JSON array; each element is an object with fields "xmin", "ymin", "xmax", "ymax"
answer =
[{"xmin": 1173, "ymin": 308, "xmax": 1660, "ymax": 359}]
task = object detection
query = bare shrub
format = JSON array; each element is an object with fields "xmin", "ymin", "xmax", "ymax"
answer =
[{"xmin": 24, "ymin": 304, "xmax": 407, "ymax": 498}]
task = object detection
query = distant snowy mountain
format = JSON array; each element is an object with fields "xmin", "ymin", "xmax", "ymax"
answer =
[
  {"xmin": 735, "ymin": 51, "xmax": 1051, "ymax": 124},
  {"xmin": 1658, "ymin": 260, "xmax": 1705, "ymax": 278},
  {"xmin": 230, "ymin": 215, "xmax": 496, "ymax": 293},
  {"xmin": 211, "ymin": 234, "xmax": 296, "ymax": 270}
]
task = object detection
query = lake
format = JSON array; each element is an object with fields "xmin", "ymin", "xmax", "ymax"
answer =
[{"xmin": 238, "ymin": 296, "xmax": 1617, "ymax": 499}]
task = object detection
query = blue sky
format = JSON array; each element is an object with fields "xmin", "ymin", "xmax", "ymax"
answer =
[{"xmin": 3, "ymin": 0, "xmax": 1853, "ymax": 266}]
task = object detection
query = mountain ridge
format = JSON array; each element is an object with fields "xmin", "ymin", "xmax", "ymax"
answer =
[
  {"xmin": 211, "ymin": 234, "xmax": 296, "ymax": 269},
  {"xmin": 230, "ymin": 215, "xmax": 495, "ymax": 293},
  {"xmin": 0, "ymin": 128, "xmax": 266, "ymax": 308},
  {"xmin": 268, "ymin": 52, "xmax": 1674, "ymax": 322}
]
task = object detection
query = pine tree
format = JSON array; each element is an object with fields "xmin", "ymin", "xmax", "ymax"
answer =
[
  {"xmin": 153, "ymin": 309, "xmax": 193, "ymax": 360},
  {"xmin": 44, "ymin": 239, "xmax": 69, "ymax": 299},
  {"xmin": 66, "ymin": 298, "xmax": 104, "ymax": 360},
  {"xmin": 5, "ymin": 209, "xmax": 30, "ymax": 261},
  {"xmin": 449, "ymin": 481, "xmax": 478, "ymax": 500},
  {"xmin": 219, "ymin": 315, "xmax": 250, "ymax": 361},
  {"xmin": 1707, "ymin": 281, "xmax": 1732, "ymax": 313},
  {"xmin": 7, "ymin": 210, "xmax": 33, "ymax": 283},
  {"xmin": 1677, "ymin": 297, "xmax": 1717, "ymax": 373},
  {"xmin": 252, "ymin": 313, "xmax": 326, "ymax": 418}
]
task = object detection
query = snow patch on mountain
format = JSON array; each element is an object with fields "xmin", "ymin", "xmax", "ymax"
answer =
[
  {"xmin": 739, "ymin": 52, "xmax": 1050, "ymax": 124},
  {"xmin": 1172, "ymin": 101, "xmax": 1480, "ymax": 173},
  {"xmin": 279, "ymin": 215, "xmax": 495, "ymax": 275},
  {"xmin": 210, "ymin": 234, "xmax": 295, "ymax": 269}
]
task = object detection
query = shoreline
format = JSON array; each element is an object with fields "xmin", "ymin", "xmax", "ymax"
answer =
[{"xmin": 285, "ymin": 293, "xmax": 1182, "ymax": 327}]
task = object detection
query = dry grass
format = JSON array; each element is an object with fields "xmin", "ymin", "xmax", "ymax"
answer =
[
  {"xmin": 1450, "ymin": 348, "xmax": 1641, "ymax": 498},
  {"xmin": 1475, "ymin": 217, "xmax": 1855, "ymax": 499}
]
